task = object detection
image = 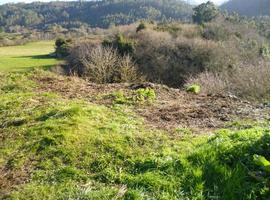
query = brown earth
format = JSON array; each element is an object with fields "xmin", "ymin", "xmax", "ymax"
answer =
[{"xmin": 32, "ymin": 71, "xmax": 270, "ymax": 133}]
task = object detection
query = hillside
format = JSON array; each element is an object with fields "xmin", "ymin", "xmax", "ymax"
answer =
[
  {"xmin": 221, "ymin": 0, "xmax": 270, "ymax": 16},
  {"xmin": 1, "ymin": 3, "xmax": 270, "ymax": 199},
  {"xmin": 1, "ymin": 68, "xmax": 270, "ymax": 199},
  {"xmin": 0, "ymin": 0, "xmax": 192, "ymax": 32},
  {"xmin": 0, "ymin": 30, "xmax": 270, "ymax": 199}
]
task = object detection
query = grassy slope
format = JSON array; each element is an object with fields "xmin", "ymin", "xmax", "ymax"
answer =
[
  {"xmin": 0, "ymin": 70, "xmax": 270, "ymax": 200},
  {"xmin": 0, "ymin": 41, "xmax": 269, "ymax": 199},
  {"xmin": 0, "ymin": 41, "xmax": 60, "ymax": 72}
]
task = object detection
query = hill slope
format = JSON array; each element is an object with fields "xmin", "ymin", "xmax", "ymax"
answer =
[
  {"xmin": 1, "ymin": 69, "xmax": 270, "ymax": 199},
  {"xmin": 0, "ymin": 0, "xmax": 192, "ymax": 31},
  {"xmin": 221, "ymin": 0, "xmax": 270, "ymax": 16}
]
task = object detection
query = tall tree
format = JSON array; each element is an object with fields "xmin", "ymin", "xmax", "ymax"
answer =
[{"xmin": 193, "ymin": 1, "xmax": 219, "ymax": 24}]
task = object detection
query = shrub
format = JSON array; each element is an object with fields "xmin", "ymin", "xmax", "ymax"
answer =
[
  {"xmin": 136, "ymin": 22, "xmax": 147, "ymax": 32},
  {"xmin": 55, "ymin": 38, "xmax": 72, "ymax": 58},
  {"xmin": 260, "ymin": 45, "xmax": 270, "ymax": 58},
  {"xmin": 134, "ymin": 30, "xmax": 230, "ymax": 87},
  {"xmin": 188, "ymin": 62, "xmax": 270, "ymax": 101},
  {"xmin": 202, "ymin": 23, "xmax": 230, "ymax": 41},
  {"xmin": 185, "ymin": 72, "xmax": 228, "ymax": 94},
  {"xmin": 102, "ymin": 33, "xmax": 135, "ymax": 56},
  {"xmin": 67, "ymin": 43, "xmax": 142, "ymax": 83}
]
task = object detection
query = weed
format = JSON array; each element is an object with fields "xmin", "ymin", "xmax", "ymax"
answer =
[
  {"xmin": 111, "ymin": 88, "xmax": 156, "ymax": 105},
  {"xmin": 133, "ymin": 88, "xmax": 156, "ymax": 103},
  {"xmin": 186, "ymin": 84, "xmax": 201, "ymax": 94}
]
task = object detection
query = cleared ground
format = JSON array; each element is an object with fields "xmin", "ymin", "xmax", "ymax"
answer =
[{"xmin": 0, "ymin": 41, "xmax": 60, "ymax": 72}]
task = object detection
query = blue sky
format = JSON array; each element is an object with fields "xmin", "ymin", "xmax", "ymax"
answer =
[{"xmin": 0, "ymin": 0, "xmax": 228, "ymax": 5}]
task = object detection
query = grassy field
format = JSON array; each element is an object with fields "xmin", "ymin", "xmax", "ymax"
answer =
[{"xmin": 0, "ymin": 41, "xmax": 60, "ymax": 72}]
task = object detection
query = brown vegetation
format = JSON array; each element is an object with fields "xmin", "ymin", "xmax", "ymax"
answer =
[
  {"xmin": 32, "ymin": 71, "xmax": 270, "ymax": 133},
  {"xmin": 67, "ymin": 43, "xmax": 142, "ymax": 83},
  {"xmin": 61, "ymin": 13, "xmax": 270, "ymax": 102},
  {"xmin": 188, "ymin": 62, "xmax": 270, "ymax": 101}
]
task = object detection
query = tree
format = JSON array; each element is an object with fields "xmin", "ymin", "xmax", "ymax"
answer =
[
  {"xmin": 55, "ymin": 38, "xmax": 72, "ymax": 58},
  {"xmin": 192, "ymin": 1, "xmax": 219, "ymax": 24}
]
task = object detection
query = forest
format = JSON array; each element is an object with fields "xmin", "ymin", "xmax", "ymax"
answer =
[{"xmin": 0, "ymin": 0, "xmax": 192, "ymax": 31}]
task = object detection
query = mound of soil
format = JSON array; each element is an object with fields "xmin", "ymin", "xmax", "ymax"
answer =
[{"xmin": 33, "ymin": 72, "xmax": 270, "ymax": 133}]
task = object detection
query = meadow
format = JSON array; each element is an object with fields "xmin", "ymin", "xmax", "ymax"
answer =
[{"xmin": 0, "ymin": 41, "xmax": 60, "ymax": 72}]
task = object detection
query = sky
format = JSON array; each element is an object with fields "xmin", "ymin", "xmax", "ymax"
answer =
[
  {"xmin": 0, "ymin": 0, "xmax": 228, "ymax": 5},
  {"xmin": 193, "ymin": 0, "xmax": 227, "ymax": 5}
]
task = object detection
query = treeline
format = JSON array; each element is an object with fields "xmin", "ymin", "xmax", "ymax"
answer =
[
  {"xmin": 0, "ymin": 0, "xmax": 193, "ymax": 32},
  {"xmin": 221, "ymin": 0, "xmax": 270, "ymax": 17}
]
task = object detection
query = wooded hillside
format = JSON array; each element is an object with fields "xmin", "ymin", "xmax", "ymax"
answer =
[{"xmin": 0, "ymin": 0, "xmax": 193, "ymax": 32}]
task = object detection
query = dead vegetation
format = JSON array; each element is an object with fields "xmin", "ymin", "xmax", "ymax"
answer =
[{"xmin": 32, "ymin": 71, "xmax": 270, "ymax": 133}]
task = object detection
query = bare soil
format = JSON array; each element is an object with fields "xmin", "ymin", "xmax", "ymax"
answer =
[{"xmin": 33, "ymin": 72, "xmax": 270, "ymax": 133}]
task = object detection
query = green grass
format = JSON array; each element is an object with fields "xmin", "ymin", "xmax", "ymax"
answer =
[
  {"xmin": 1, "ymin": 70, "xmax": 270, "ymax": 199},
  {"xmin": 0, "ymin": 41, "xmax": 60, "ymax": 72}
]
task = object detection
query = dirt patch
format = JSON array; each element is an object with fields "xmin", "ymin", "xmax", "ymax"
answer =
[
  {"xmin": 32, "ymin": 72, "xmax": 270, "ymax": 133},
  {"xmin": 0, "ymin": 162, "xmax": 31, "ymax": 199},
  {"xmin": 33, "ymin": 73, "xmax": 130, "ymax": 100},
  {"xmin": 138, "ymin": 92, "xmax": 270, "ymax": 133}
]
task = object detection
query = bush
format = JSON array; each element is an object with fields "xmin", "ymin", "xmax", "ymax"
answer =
[
  {"xmin": 202, "ymin": 23, "xmax": 230, "ymax": 41},
  {"xmin": 188, "ymin": 62, "xmax": 270, "ymax": 101},
  {"xmin": 186, "ymin": 72, "xmax": 227, "ymax": 94},
  {"xmin": 102, "ymin": 33, "xmax": 135, "ymax": 56},
  {"xmin": 55, "ymin": 38, "xmax": 72, "ymax": 58},
  {"xmin": 260, "ymin": 45, "xmax": 270, "ymax": 58},
  {"xmin": 136, "ymin": 22, "xmax": 147, "ymax": 32},
  {"xmin": 133, "ymin": 30, "xmax": 230, "ymax": 87},
  {"xmin": 67, "ymin": 43, "xmax": 142, "ymax": 83}
]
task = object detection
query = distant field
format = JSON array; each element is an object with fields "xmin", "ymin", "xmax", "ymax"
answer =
[{"xmin": 0, "ymin": 41, "xmax": 60, "ymax": 72}]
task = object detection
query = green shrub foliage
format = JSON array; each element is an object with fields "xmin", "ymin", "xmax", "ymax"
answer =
[
  {"xmin": 103, "ymin": 34, "xmax": 135, "ymax": 56},
  {"xmin": 186, "ymin": 84, "xmax": 201, "ymax": 94},
  {"xmin": 55, "ymin": 38, "xmax": 72, "ymax": 58}
]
